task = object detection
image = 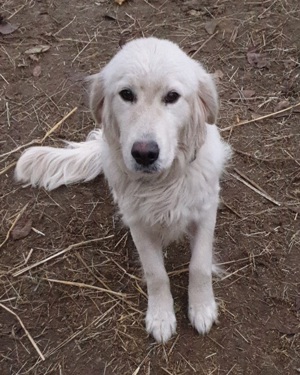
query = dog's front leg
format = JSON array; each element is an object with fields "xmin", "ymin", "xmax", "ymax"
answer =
[
  {"xmin": 130, "ymin": 225, "xmax": 176, "ymax": 343},
  {"xmin": 188, "ymin": 202, "xmax": 218, "ymax": 334}
]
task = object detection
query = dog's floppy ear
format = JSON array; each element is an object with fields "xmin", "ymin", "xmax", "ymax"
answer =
[
  {"xmin": 89, "ymin": 72, "xmax": 105, "ymax": 125},
  {"xmin": 197, "ymin": 69, "xmax": 219, "ymax": 125},
  {"xmin": 89, "ymin": 70, "xmax": 120, "ymax": 142},
  {"xmin": 181, "ymin": 65, "xmax": 219, "ymax": 162}
]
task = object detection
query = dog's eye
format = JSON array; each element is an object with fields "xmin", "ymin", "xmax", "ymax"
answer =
[
  {"xmin": 119, "ymin": 89, "xmax": 135, "ymax": 103},
  {"xmin": 164, "ymin": 91, "xmax": 180, "ymax": 104}
]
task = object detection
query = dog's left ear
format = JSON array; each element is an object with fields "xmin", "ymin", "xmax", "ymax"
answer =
[
  {"xmin": 181, "ymin": 64, "xmax": 218, "ymax": 160},
  {"xmin": 88, "ymin": 72, "xmax": 105, "ymax": 125},
  {"xmin": 88, "ymin": 70, "xmax": 120, "ymax": 142},
  {"xmin": 197, "ymin": 67, "xmax": 219, "ymax": 125}
]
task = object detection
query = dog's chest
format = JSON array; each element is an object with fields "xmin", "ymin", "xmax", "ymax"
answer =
[{"xmin": 114, "ymin": 165, "xmax": 220, "ymax": 234}]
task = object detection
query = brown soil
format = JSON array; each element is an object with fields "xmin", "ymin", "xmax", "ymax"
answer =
[{"xmin": 0, "ymin": 1, "xmax": 299, "ymax": 374}]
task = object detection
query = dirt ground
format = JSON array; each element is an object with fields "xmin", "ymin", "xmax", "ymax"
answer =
[{"xmin": 0, "ymin": 0, "xmax": 299, "ymax": 374}]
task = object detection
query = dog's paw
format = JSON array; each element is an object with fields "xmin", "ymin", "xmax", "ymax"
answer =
[
  {"xmin": 188, "ymin": 299, "xmax": 218, "ymax": 334},
  {"xmin": 146, "ymin": 307, "xmax": 176, "ymax": 343}
]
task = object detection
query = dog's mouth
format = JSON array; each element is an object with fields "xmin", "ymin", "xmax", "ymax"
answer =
[{"xmin": 134, "ymin": 163, "xmax": 161, "ymax": 174}]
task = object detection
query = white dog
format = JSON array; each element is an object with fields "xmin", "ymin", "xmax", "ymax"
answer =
[{"xmin": 15, "ymin": 37, "xmax": 231, "ymax": 343}]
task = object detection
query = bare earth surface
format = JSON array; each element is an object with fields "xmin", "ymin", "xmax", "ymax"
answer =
[{"xmin": 0, "ymin": 1, "xmax": 299, "ymax": 374}]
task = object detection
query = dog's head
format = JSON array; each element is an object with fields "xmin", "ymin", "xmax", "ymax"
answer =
[{"xmin": 90, "ymin": 37, "xmax": 218, "ymax": 175}]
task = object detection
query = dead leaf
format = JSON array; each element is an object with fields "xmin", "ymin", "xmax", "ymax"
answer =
[
  {"xmin": 274, "ymin": 100, "xmax": 289, "ymax": 112},
  {"xmin": 247, "ymin": 46, "xmax": 270, "ymax": 68},
  {"xmin": 0, "ymin": 15, "xmax": 18, "ymax": 35},
  {"xmin": 11, "ymin": 216, "xmax": 33, "ymax": 241},
  {"xmin": 189, "ymin": 10, "xmax": 205, "ymax": 17},
  {"xmin": 242, "ymin": 89, "xmax": 256, "ymax": 99},
  {"xmin": 272, "ymin": 324, "xmax": 297, "ymax": 336},
  {"xmin": 17, "ymin": 60, "xmax": 28, "ymax": 68},
  {"xmin": 115, "ymin": 0, "xmax": 127, "ymax": 4},
  {"xmin": 282, "ymin": 75, "xmax": 297, "ymax": 95},
  {"xmin": 251, "ymin": 112, "xmax": 261, "ymax": 120},
  {"xmin": 25, "ymin": 45, "xmax": 50, "ymax": 55},
  {"xmin": 33, "ymin": 65, "xmax": 42, "ymax": 77},
  {"xmin": 230, "ymin": 89, "xmax": 256, "ymax": 100},
  {"xmin": 212, "ymin": 69, "xmax": 224, "ymax": 82},
  {"xmin": 183, "ymin": 0, "xmax": 202, "ymax": 11},
  {"xmin": 204, "ymin": 20, "xmax": 218, "ymax": 35},
  {"xmin": 28, "ymin": 54, "xmax": 39, "ymax": 62},
  {"xmin": 0, "ymin": 21, "xmax": 18, "ymax": 35},
  {"xmin": 283, "ymin": 59, "xmax": 297, "ymax": 70},
  {"xmin": 212, "ymin": 3, "xmax": 226, "ymax": 15},
  {"xmin": 104, "ymin": 13, "xmax": 117, "ymax": 21}
]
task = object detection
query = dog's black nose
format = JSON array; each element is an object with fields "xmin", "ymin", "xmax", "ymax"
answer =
[{"xmin": 131, "ymin": 141, "xmax": 159, "ymax": 166}]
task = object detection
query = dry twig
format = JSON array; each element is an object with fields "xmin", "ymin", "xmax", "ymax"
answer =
[
  {"xmin": 43, "ymin": 278, "xmax": 127, "ymax": 298},
  {"xmin": 191, "ymin": 31, "xmax": 218, "ymax": 58},
  {"xmin": 0, "ymin": 202, "xmax": 29, "ymax": 249},
  {"xmin": 0, "ymin": 107, "xmax": 78, "ymax": 159},
  {"xmin": 0, "ymin": 303, "xmax": 45, "ymax": 361},
  {"xmin": 221, "ymin": 101, "xmax": 300, "ymax": 132},
  {"xmin": 230, "ymin": 171, "xmax": 281, "ymax": 206},
  {"xmin": 0, "ymin": 161, "xmax": 16, "ymax": 176},
  {"xmin": 12, "ymin": 236, "xmax": 114, "ymax": 277}
]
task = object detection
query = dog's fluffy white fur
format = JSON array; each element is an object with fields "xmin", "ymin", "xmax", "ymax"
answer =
[{"xmin": 15, "ymin": 37, "xmax": 231, "ymax": 343}]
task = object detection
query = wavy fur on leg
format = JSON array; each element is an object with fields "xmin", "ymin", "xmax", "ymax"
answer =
[{"xmin": 15, "ymin": 130, "xmax": 103, "ymax": 190}]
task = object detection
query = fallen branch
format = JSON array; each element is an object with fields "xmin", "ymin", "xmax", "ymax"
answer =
[
  {"xmin": 0, "ymin": 106, "xmax": 78, "ymax": 159},
  {"xmin": 0, "ymin": 303, "xmax": 45, "ymax": 361},
  {"xmin": 12, "ymin": 236, "xmax": 114, "ymax": 277},
  {"xmin": 221, "ymin": 101, "xmax": 300, "ymax": 132},
  {"xmin": 191, "ymin": 31, "xmax": 218, "ymax": 58},
  {"xmin": 0, "ymin": 202, "xmax": 29, "ymax": 249},
  {"xmin": 220, "ymin": 264, "xmax": 250, "ymax": 281},
  {"xmin": 45, "ymin": 302, "xmax": 119, "ymax": 358},
  {"xmin": 43, "ymin": 278, "xmax": 127, "ymax": 298},
  {"xmin": 0, "ymin": 161, "xmax": 16, "ymax": 176},
  {"xmin": 230, "ymin": 172, "xmax": 281, "ymax": 206}
]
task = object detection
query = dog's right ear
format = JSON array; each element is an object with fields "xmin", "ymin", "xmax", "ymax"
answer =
[
  {"xmin": 197, "ymin": 69, "xmax": 219, "ymax": 125},
  {"xmin": 88, "ymin": 72, "xmax": 105, "ymax": 125}
]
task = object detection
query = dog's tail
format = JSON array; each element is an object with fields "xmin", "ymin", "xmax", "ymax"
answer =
[{"xmin": 15, "ymin": 129, "xmax": 103, "ymax": 191}]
